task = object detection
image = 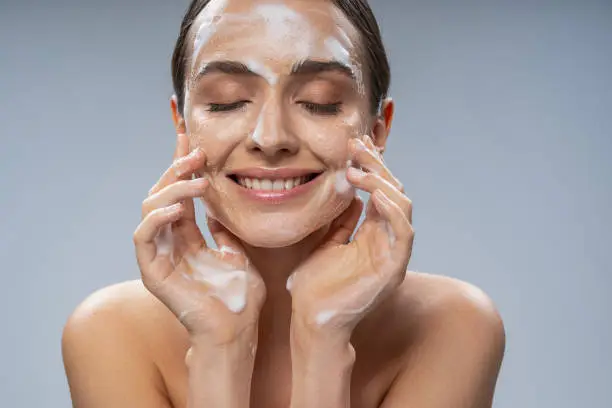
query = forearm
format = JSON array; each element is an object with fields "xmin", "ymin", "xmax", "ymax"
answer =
[
  {"xmin": 289, "ymin": 313, "xmax": 356, "ymax": 408},
  {"xmin": 185, "ymin": 325, "xmax": 258, "ymax": 408}
]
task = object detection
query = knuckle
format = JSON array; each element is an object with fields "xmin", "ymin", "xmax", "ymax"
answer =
[{"xmin": 132, "ymin": 228, "xmax": 142, "ymax": 244}]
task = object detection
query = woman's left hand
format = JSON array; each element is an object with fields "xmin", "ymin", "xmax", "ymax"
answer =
[{"xmin": 288, "ymin": 135, "xmax": 415, "ymax": 338}]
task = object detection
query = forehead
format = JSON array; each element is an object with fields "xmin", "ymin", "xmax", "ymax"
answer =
[{"xmin": 187, "ymin": 0, "xmax": 362, "ymax": 66}]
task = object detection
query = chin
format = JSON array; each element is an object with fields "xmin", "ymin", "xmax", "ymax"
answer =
[
  {"xmin": 223, "ymin": 213, "xmax": 332, "ymax": 248},
  {"xmin": 218, "ymin": 200, "xmax": 353, "ymax": 249}
]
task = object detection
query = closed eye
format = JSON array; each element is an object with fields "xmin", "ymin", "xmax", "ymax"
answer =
[
  {"xmin": 299, "ymin": 101, "xmax": 343, "ymax": 116},
  {"xmin": 207, "ymin": 100, "xmax": 250, "ymax": 112}
]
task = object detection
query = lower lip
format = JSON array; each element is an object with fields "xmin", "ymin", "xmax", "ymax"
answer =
[{"xmin": 230, "ymin": 174, "xmax": 324, "ymax": 203}]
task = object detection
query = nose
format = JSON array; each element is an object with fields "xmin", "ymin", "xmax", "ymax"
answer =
[{"xmin": 245, "ymin": 99, "xmax": 299, "ymax": 158}]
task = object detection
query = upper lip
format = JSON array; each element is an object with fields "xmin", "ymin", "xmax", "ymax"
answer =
[{"xmin": 228, "ymin": 168, "xmax": 324, "ymax": 179}]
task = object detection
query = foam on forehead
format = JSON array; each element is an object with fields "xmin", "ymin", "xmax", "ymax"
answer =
[{"xmin": 189, "ymin": 0, "xmax": 362, "ymax": 76}]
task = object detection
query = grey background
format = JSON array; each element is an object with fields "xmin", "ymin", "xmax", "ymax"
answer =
[{"xmin": 1, "ymin": 0, "xmax": 610, "ymax": 406}]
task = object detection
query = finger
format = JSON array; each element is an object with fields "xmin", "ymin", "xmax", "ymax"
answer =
[
  {"xmin": 371, "ymin": 189, "xmax": 415, "ymax": 251},
  {"xmin": 347, "ymin": 167, "xmax": 413, "ymax": 224},
  {"xmin": 142, "ymin": 177, "xmax": 210, "ymax": 220},
  {"xmin": 133, "ymin": 202, "xmax": 184, "ymax": 266},
  {"xmin": 350, "ymin": 137, "xmax": 403, "ymax": 193},
  {"xmin": 322, "ymin": 196, "xmax": 364, "ymax": 246},
  {"xmin": 207, "ymin": 216, "xmax": 246, "ymax": 255},
  {"xmin": 148, "ymin": 145, "xmax": 206, "ymax": 196}
]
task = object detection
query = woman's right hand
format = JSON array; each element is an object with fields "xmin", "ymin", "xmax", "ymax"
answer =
[{"xmin": 133, "ymin": 133, "xmax": 266, "ymax": 344}]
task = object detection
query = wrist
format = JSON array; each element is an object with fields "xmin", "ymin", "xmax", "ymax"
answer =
[
  {"xmin": 185, "ymin": 323, "xmax": 258, "ymax": 408},
  {"xmin": 290, "ymin": 312, "xmax": 355, "ymax": 408},
  {"xmin": 186, "ymin": 322, "xmax": 258, "ymax": 367}
]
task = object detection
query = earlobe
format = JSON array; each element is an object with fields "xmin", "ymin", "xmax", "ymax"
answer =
[{"xmin": 170, "ymin": 95, "xmax": 187, "ymax": 135}]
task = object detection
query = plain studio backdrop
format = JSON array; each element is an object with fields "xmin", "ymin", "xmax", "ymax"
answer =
[{"xmin": 0, "ymin": 0, "xmax": 610, "ymax": 406}]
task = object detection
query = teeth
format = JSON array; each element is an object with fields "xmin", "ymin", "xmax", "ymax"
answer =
[
  {"xmin": 272, "ymin": 180, "xmax": 284, "ymax": 191},
  {"xmin": 236, "ymin": 176, "xmax": 310, "ymax": 191}
]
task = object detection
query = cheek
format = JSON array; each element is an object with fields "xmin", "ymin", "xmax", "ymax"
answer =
[
  {"xmin": 185, "ymin": 108, "xmax": 251, "ymax": 163},
  {"xmin": 298, "ymin": 111, "xmax": 366, "ymax": 164}
]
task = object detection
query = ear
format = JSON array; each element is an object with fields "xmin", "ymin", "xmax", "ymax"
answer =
[
  {"xmin": 369, "ymin": 97, "xmax": 394, "ymax": 153},
  {"xmin": 170, "ymin": 95, "xmax": 187, "ymax": 135}
]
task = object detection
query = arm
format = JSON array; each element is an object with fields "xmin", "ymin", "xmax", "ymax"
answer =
[
  {"xmin": 289, "ymin": 283, "xmax": 506, "ymax": 408},
  {"xmin": 185, "ymin": 327, "xmax": 258, "ymax": 408},
  {"xmin": 289, "ymin": 314, "xmax": 355, "ymax": 408}
]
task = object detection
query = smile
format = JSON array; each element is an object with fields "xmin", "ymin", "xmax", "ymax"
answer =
[
  {"xmin": 227, "ymin": 169, "xmax": 324, "ymax": 202},
  {"xmin": 231, "ymin": 174, "xmax": 318, "ymax": 191}
]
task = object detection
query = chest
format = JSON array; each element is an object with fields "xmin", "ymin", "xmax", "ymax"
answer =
[{"xmin": 161, "ymin": 347, "xmax": 395, "ymax": 408}]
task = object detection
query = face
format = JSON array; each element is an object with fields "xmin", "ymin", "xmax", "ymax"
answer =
[{"xmin": 176, "ymin": 0, "xmax": 380, "ymax": 248}]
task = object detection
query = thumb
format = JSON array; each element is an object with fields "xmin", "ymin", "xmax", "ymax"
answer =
[{"xmin": 322, "ymin": 196, "xmax": 364, "ymax": 247}]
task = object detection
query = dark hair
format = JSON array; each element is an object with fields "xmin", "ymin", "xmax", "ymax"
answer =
[{"xmin": 171, "ymin": 0, "xmax": 390, "ymax": 116}]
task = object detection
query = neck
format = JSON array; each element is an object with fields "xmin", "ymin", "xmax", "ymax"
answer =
[{"xmin": 240, "ymin": 226, "xmax": 329, "ymax": 351}]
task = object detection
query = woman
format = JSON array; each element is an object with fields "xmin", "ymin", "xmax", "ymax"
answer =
[{"xmin": 62, "ymin": 0, "xmax": 506, "ymax": 407}]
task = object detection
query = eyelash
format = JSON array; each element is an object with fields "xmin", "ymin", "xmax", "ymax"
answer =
[
  {"xmin": 299, "ymin": 102, "xmax": 343, "ymax": 116},
  {"xmin": 207, "ymin": 100, "xmax": 249, "ymax": 112},
  {"xmin": 206, "ymin": 101, "xmax": 343, "ymax": 116}
]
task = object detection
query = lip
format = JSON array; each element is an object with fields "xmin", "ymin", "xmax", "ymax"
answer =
[{"xmin": 227, "ymin": 169, "xmax": 325, "ymax": 203}]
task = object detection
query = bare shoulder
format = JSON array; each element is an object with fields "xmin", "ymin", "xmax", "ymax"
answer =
[
  {"xmin": 63, "ymin": 279, "xmax": 177, "ymax": 330},
  {"xmin": 61, "ymin": 280, "xmax": 183, "ymax": 407},
  {"xmin": 353, "ymin": 271, "xmax": 506, "ymax": 407},
  {"xmin": 399, "ymin": 270, "xmax": 504, "ymax": 326}
]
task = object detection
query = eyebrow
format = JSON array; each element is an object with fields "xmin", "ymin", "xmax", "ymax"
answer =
[{"xmin": 192, "ymin": 59, "xmax": 356, "ymax": 84}]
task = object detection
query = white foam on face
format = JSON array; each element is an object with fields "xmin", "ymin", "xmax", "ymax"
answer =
[
  {"xmin": 191, "ymin": 0, "xmax": 229, "ymax": 72},
  {"xmin": 154, "ymin": 223, "xmax": 175, "ymax": 266},
  {"xmin": 324, "ymin": 37, "xmax": 350, "ymax": 66},
  {"xmin": 250, "ymin": 109, "xmax": 265, "ymax": 145},
  {"xmin": 334, "ymin": 169, "xmax": 352, "ymax": 195},
  {"xmin": 334, "ymin": 160, "xmax": 355, "ymax": 196},
  {"xmin": 246, "ymin": 59, "xmax": 279, "ymax": 86},
  {"xmin": 183, "ymin": 251, "xmax": 249, "ymax": 313},
  {"xmin": 323, "ymin": 33, "xmax": 364, "ymax": 97},
  {"xmin": 253, "ymin": 4, "xmax": 314, "ymax": 57}
]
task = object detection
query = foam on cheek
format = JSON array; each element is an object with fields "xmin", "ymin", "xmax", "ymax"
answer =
[
  {"xmin": 334, "ymin": 160, "xmax": 355, "ymax": 196},
  {"xmin": 183, "ymin": 251, "xmax": 248, "ymax": 313}
]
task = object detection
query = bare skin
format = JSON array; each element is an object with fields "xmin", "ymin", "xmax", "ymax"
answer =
[
  {"xmin": 62, "ymin": 1, "xmax": 506, "ymax": 406},
  {"xmin": 63, "ymin": 273, "xmax": 504, "ymax": 408}
]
